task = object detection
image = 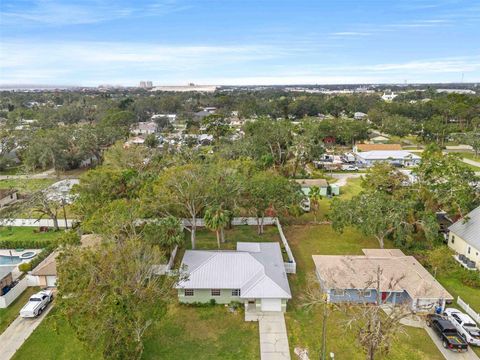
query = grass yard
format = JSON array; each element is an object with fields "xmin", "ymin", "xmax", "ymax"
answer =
[
  {"xmin": 283, "ymin": 224, "xmax": 443, "ymax": 359},
  {"xmin": 0, "ymin": 226, "xmax": 63, "ymax": 244},
  {"xmin": 12, "ymin": 303, "xmax": 259, "ymax": 360},
  {"xmin": 11, "ymin": 308, "xmax": 101, "ymax": 360},
  {"xmin": 0, "ymin": 287, "xmax": 38, "ymax": 334},
  {"xmin": 0, "ymin": 178, "xmax": 56, "ymax": 193}
]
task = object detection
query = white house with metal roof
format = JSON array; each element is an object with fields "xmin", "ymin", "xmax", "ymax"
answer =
[
  {"xmin": 448, "ymin": 205, "xmax": 480, "ymax": 270},
  {"xmin": 354, "ymin": 150, "xmax": 421, "ymax": 167},
  {"xmin": 176, "ymin": 242, "xmax": 291, "ymax": 312}
]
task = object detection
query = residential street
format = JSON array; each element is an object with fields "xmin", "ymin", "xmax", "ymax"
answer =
[
  {"xmin": 424, "ymin": 325, "xmax": 480, "ymax": 360},
  {"xmin": 0, "ymin": 304, "xmax": 53, "ymax": 360}
]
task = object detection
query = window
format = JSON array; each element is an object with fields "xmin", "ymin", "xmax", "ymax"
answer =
[
  {"xmin": 184, "ymin": 289, "xmax": 194, "ymax": 296},
  {"xmin": 211, "ymin": 289, "xmax": 221, "ymax": 296},
  {"xmin": 451, "ymin": 235, "xmax": 455, "ymax": 244},
  {"xmin": 332, "ymin": 289, "xmax": 345, "ymax": 297},
  {"xmin": 232, "ymin": 289, "xmax": 241, "ymax": 296},
  {"xmin": 468, "ymin": 247, "xmax": 471, "ymax": 254},
  {"xmin": 360, "ymin": 290, "xmax": 372, "ymax": 298}
]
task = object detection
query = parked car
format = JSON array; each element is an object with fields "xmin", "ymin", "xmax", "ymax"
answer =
[
  {"xmin": 341, "ymin": 164, "xmax": 358, "ymax": 171},
  {"xmin": 444, "ymin": 308, "xmax": 480, "ymax": 346},
  {"xmin": 20, "ymin": 289, "xmax": 54, "ymax": 318},
  {"xmin": 426, "ymin": 314, "xmax": 468, "ymax": 352}
]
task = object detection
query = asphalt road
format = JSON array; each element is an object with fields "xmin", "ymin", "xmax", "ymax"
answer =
[{"xmin": 0, "ymin": 303, "xmax": 53, "ymax": 360}]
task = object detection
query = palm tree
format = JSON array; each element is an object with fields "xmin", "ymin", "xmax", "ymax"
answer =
[
  {"xmin": 309, "ymin": 186, "xmax": 322, "ymax": 223},
  {"xmin": 204, "ymin": 206, "xmax": 230, "ymax": 249}
]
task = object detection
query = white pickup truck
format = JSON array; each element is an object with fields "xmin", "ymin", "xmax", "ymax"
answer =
[
  {"xmin": 20, "ymin": 289, "xmax": 54, "ymax": 318},
  {"xmin": 444, "ymin": 308, "xmax": 480, "ymax": 346}
]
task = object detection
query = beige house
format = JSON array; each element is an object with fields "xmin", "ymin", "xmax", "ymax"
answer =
[
  {"xmin": 448, "ymin": 206, "xmax": 480, "ymax": 270},
  {"xmin": 0, "ymin": 189, "xmax": 18, "ymax": 208},
  {"xmin": 30, "ymin": 252, "xmax": 58, "ymax": 287}
]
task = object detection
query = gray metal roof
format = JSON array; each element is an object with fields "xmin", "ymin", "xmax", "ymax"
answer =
[
  {"xmin": 449, "ymin": 206, "xmax": 480, "ymax": 250},
  {"xmin": 177, "ymin": 242, "xmax": 291, "ymax": 299}
]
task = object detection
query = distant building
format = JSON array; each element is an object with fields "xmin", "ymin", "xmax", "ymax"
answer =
[
  {"xmin": 437, "ymin": 89, "xmax": 476, "ymax": 95},
  {"xmin": 151, "ymin": 84, "xmax": 218, "ymax": 92},
  {"xmin": 354, "ymin": 112, "xmax": 367, "ymax": 120},
  {"xmin": 139, "ymin": 81, "xmax": 153, "ymax": 89},
  {"xmin": 132, "ymin": 121, "xmax": 158, "ymax": 135},
  {"xmin": 354, "ymin": 143, "xmax": 402, "ymax": 152},
  {"xmin": 151, "ymin": 114, "xmax": 177, "ymax": 123},
  {"xmin": 354, "ymin": 150, "xmax": 421, "ymax": 167},
  {"xmin": 0, "ymin": 189, "xmax": 18, "ymax": 208},
  {"xmin": 381, "ymin": 92, "xmax": 398, "ymax": 101}
]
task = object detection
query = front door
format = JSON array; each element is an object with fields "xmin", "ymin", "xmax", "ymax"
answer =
[{"xmin": 381, "ymin": 292, "xmax": 388, "ymax": 302}]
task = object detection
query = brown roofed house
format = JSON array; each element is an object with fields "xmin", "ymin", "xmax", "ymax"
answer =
[
  {"xmin": 31, "ymin": 251, "xmax": 58, "ymax": 287},
  {"xmin": 354, "ymin": 143, "xmax": 402, "ymax": 152}
]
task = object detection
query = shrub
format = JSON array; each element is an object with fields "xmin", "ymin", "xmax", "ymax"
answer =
[
  {"xmin": 18, "ymin": 262, "xmax": 32, "ymax": 272},
  {"xmin": 421, "ymin": 246, "xmax": 457, "ymax": 275},
  {"xmin": 209, "ymin": 299, "xmax": 217, "ymax": 306},
  {"xmin": 461, "ymin": 271, "xmax": 480, "ymax": 288}
]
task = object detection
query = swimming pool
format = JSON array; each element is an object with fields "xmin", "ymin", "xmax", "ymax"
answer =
[{"xmin": 0, "ymin": 255, "xmax": 22, "ymax": 265}]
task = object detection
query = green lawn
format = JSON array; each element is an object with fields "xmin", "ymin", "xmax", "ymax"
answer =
[
  {"xmin": 0, "ymin": 178, "xmax": 56, "ymax": 193},
  {"xmin": 0, "ymin": 226, "xmax": 63, "ymax": 244},
  {"xmin": 12, "ymin": 303, "xmax": 259, "ymax": 360},
  {"xmin": 11, "ymin": 308, "xmax": 100, "ymax": 360},
  {"xmin": 283, "ymin": 224, "xmax": 443, "ymax": 359},
  {"xmin": 0, "ymin": 287, "xmax": 38, "ymax": 334}
]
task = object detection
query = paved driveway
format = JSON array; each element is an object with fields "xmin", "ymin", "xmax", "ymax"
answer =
[
  {"xmin": 0, "ymin": 304, "xmax": 53, "ymax": 360},
  {"xmin": 424, "ymin": 325, "xmax": 480, "ymax": 360},
  {"xmin": 258, "ymin": 312, "xmax": 291, "ymax": 360}
]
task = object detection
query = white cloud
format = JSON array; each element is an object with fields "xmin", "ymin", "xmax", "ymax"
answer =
[
  {"xmin": 0, "ymin": 0, "xmax": 189, "ymax": 26},
  {"xmin": 1, "ymin": 39, "xmax": 479, "ymax": 86},
  {"xmin": 330, "ymin": 32, "xmax": 371, "ymax": 37}
]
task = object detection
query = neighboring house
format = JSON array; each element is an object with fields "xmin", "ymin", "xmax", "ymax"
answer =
[
  {"xmin": 151, "ymin": 114, "xmax": 177, "ymax": 123},
  {"xmin": 124, "ymin": 136, "xmax": 145, "ymax": 148},
  {"xmin": 295, "ymin": 179, "xmax": 340, "ymax": 197},
  {"xmin": 448, "ymin": 206, "xmax": 480, "ymax": 270},
  {"xmin": 354, "ymin": 112, "xmax": 367, "ymax": 120},
  {"xmin": 132, "ymin": 121, "xmax": 158, "ymax": 135},
  {"xmin": 0, "ymin": 266, "xmax": 14, "ymax": 296},
  {"xmin": 30, "ymin": 251, "xmax": 58, "ymax": 287},
  {"xmin": 177, "ymin": 242, "xmax": 291, "ymax": 312},
  {"xmin": 381, "ymin": 92, "xmax": 397, "ymax": 101},
  {"xmin": 354, "ymin": 150, "xmax": 421, "ymax": 167},
  {"xmin": 312, "ymin": 249, "xmax": 453, "ymax": 311},
  {"xmin": 0, "ymin": 189, "xmax": 18, "ymax": 208},
  {"xmin": 354, "ymin": 143, "xmax": 402, "ymax": 152},
  {"xmin": 193, "ymin": 110, "xmax": 212, "ymax": 121},
  {"xmin": 370, "ymin": 135, "xmax": 391, "ymax": 144}
]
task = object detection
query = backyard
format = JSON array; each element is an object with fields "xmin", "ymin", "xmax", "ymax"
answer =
[{"xmin": 0, "ymin": 226, "xmax": 63, "ymax": 244}]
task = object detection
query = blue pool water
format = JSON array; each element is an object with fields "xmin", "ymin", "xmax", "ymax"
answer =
[{"xmin": 0, "ymin": 255, "xmax": 22, "ymax": 265}]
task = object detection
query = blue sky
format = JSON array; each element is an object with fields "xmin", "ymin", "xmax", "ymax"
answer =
[{"xmin": 1, "ymin": 0, "xmax": 480, "ymax": 86}]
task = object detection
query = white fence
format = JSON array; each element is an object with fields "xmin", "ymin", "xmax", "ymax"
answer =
[
  {"xmin": 0, "ymin": 218, "xmax": 76, "ymax": 228},
  {"xmin": 0, "ymin": 277, "xmax": 28, "ymax": 308},
  {"xmin": 458, "ymin": 296, "xmax": 480, "ymax": 324},
  {"xmin": 274, "ymin": 219, "xmax": 297, "ymax": 274}
]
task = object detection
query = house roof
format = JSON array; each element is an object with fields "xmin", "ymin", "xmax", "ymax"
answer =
[
  {"xmin": 312, "ymin": 249, "xmax": 453, "ymax": 300},
  {"xmin": 356, "ymin": 144, "xmax": 402, "ymax": 152},
  {"xmin": 295, "ymin": 179, "xmax": 328, "ymax": 188},
  {"xmin": 355, "ymin": 150, "xmax": 420, "ymax": 161},
  {"xmin": 31, "ymin": 251, "xmax": 58, "ymax": 276},
  {"xmin": 0, "ymin": 189, "xmax": 16, "ymax": 199},
  {"xmin": 449, "ymin": 205, "xmax": 480, "ymax": 250},
  {"xmin": 177, "ymin": 242, "xmax": 291, "ymax": 299},
  {"xmin": 0, "ymin": 266, "xmax": 15, "ymax": 280}
]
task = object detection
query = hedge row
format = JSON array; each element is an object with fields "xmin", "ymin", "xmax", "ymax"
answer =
[{"xmin": 0, "ymin": 239, "xmax": 55, "ymax": 250}]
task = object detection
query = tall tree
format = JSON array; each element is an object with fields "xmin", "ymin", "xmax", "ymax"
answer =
[
  {"xmin": 204, "ymin": 206, "xmax": 230, "ymax": 248},
  {"xmin": 57, "ymin": 238, "xmax": 175, "ymax": 360}
]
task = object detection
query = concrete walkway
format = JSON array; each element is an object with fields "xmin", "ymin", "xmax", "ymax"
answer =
[
  {"xmin": 258, "ymin": 312, "xmax": 291, "ymax": 360},
  {"xmin": 0, "ymin": 304, "xmax": 53, "ymax": 360},
  {"xmin": 424, "ymin": 325, "xmax": 480, "ymax": 360}
]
